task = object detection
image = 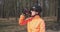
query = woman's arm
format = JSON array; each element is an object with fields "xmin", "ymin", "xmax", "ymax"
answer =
[
  {"xmin": 39, "ymin": 20, "xmax": 45, "ymax": 32},
  {"xmin": 19, "ymin": 14, "xmax": 32, "ymax": 25},
  {"xmin": 19, "ymin": 14, "xmax": 27, "ymax": 25}
]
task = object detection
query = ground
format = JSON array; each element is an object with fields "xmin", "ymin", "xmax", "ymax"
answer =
[{"xmin": 0, "ymin": 18, "xmax": 60, "ymax": 32}]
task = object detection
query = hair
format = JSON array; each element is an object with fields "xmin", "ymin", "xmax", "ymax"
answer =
[{"xmin": 30, "ymin": 6, "xmax": 42, "ymax": 16}]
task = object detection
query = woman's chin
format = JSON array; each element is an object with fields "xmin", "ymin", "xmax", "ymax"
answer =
[{"xmin": 31, "ymin": 15, "xmax": 35, "ymax": 17}]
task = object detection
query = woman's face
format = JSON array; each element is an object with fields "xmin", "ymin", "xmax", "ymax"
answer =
[{"xmin": 31, "ymin": 11, "xmax": 36, "ymax": 16}]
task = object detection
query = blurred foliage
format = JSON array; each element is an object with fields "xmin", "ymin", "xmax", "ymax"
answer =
[{"xmin": 0, "ymin": 0, "xmax": 58, "ymax": 18}]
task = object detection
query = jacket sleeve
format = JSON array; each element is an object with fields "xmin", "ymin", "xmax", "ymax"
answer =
[
  {"xmin": 19, "ymin": 14, "xmax": 27, "ymax": 25},
  {"xmin": 39, "ymin": 20, "xmax": 45, "ymax": 32},
  {"xmin": 19, "ymin": 14, "xmax": 32, "ymax": 25}
]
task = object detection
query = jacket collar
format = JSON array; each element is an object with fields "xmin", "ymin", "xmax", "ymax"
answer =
[{"xmin": 33, "ymin": 15, "xmax": 40, "ymax": 19}]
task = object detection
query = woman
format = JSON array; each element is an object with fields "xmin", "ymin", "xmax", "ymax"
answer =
[{"xmin": 19, "ymin": 6, "xmax": 45, "ymax": 32}]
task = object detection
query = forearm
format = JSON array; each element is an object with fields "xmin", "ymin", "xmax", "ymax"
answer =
[{"xmin": 19, "ymin": 14, "xmax": 25, "ymax": 25}]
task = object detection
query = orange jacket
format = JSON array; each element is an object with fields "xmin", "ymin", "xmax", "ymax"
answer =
[{"xmin": 19, "ymin": 14, "xmax": 45, "ymax": 32}]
